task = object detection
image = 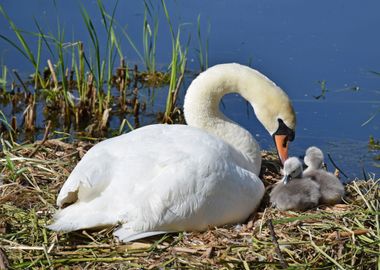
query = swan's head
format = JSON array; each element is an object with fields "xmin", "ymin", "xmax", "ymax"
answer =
[
  {"xmin": 252, "ymin": 87, "xmax": 296, "ymax": 165},
  {"xmin": 184, "ymin": 63, "xmax": 296, "ymax": 165},
  {"xmin": 304, "ymin": 146, "xmax": 324, "ymax": 169},
  {"xmin": 281, "ymin": 157, "xmax": 303, "ymax": 184}
]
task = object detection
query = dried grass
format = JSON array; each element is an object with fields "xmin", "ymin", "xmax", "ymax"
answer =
[{"xmin": 0, "ymin": 139, "xmax": 379, "ymax": 269}]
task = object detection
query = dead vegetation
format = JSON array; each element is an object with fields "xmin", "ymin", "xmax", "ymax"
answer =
[{"xmin": 0, "ymin": 139, "xmax": 379, "ymax": 269}]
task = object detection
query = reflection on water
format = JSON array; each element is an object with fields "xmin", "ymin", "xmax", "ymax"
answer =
[{"xmin": 0, "ymin": 0, "xmax": 379, "ymax": 178}]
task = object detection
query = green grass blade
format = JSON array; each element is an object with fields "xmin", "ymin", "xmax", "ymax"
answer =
[
  {"xmin": 119, "ymin": 24, "xmax": 144, "ymax": 63},
  {"xmin": 205, "ymin": 21, "xmax": 210, "ymax": 69},
  {"xmin": 1, "ymin": 65, "xmax": 7, "ymax": 90},
  {"xmin": 34, "ymin": 36, "xmax": 42, "ymax": 88},
  {"xmin": 80, "ymin": 5, "xmax": 101, "ymax": 88},
  {"xmin": 0, "ymin": 110, "xmax": 15, "ymax": 143},
  {"xmin": 0, "ymin": 33, "xmax": 30, "ymax": 60},
  {"xmin": 161, "ymin": 0, "xmax": 175, "ymax": 41},
  {"xmin": 33, "ymin": 17, "xmax": 55, "ymax": 59},
  {"xmin": 197, "ymin": 14, "xmax": 204, "ymax": 71},
  {"xmin": 309, "ymin": 232, "xmax": 345, "ymax": 270},
  {"xmin": 0, "ymin": 4, "xmax": 37, "ymax": 67}
]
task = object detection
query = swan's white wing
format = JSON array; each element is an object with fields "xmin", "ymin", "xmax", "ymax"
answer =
[
  {"xmin": 113, "ymin": 157, "xmax": 264, "ymax": 242},
  {"xmin": 50, "ymin": 124, "xmax": 264, "ymax": 239},
  {"xmin": 56, "ymin": 150, "xmax": 113, "ymax": 207},
  {"xmin": 55, "ymin": 124, "xmax": 172, "ymax": 207}
]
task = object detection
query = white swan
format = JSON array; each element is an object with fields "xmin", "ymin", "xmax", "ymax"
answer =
[{"xmin": 48, "ymin": 63, "xmax": 296, "ymax": 242}]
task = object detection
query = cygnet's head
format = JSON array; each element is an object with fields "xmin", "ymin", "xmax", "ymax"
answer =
[
  {"xmin": 281, "ymin": 157, "xmax": 303, "ymax": 184},
  {"xmin": 304, "ymin": 146, "xmax": 324, "ymax": 169}
]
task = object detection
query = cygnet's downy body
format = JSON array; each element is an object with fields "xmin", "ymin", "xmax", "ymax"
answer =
[
  {"xmin": 270, "ymin": 157, "xmax": 321, "ymax": 211},
  {"xmin": 303, "ymin": 146, "xmax": 345, "ymax": 205}
]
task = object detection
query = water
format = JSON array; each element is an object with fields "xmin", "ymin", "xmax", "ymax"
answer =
[{"xmin": 0, "ymin": 0, "xmax": 379, "ymax": 179}]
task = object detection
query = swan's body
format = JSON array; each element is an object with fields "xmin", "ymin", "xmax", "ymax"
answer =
[
  {"xmin": 303, "ymin": 147, "xmax": 344, "ymax": 205},
  {"xmin": 49, "ymin": 63, "xmax": 296, "ymax": 242},
  {"xmin": 270, "ymin": 157, "xmax": 321, "ymax": 211}
]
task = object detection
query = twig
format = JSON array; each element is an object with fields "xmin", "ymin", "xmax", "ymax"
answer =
[
  {"xmin": 327, "ymin": 153, "xmax": 348, "ymax": 179},
  {"xmin": 28, "ymin": 120, "xmax": 51, "ymax": 158},
  {"xmin": 0, "ymin": 248, "xmax": 9, "ymax": 270},
  {"xmin": 267, "ymin": 219, "xmax": 288, "ymax": 269}
]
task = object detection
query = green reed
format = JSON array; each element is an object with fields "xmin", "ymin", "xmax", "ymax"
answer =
[
  {"xmin": 0, "ymin": 109, "xmax": 15, "ymax": 145},
  {"xmin": 0, "ymin": 1, "xmax": 198, "ymax": 134},
  {"xmin": 57, "ymin": 25, "xmax": 73, "ymax": 108},
  {"xmin": 71, "ymin": 42, "xmax": 86, "ymax": 101},
  {"xmin": 0, "ymin": 65, "xmax": 7, "ymax": 91},
  {"xmin": 196, "ymin": 15, "xmax": 210, "ymax": 71},
  {"xmin": 33, "ymin": 19, "xmax": 55, "ymax": 90},
  {"xmin": 35, "ymin": 21, "xmax": 75, "ymax": 109},
  {"xmin": 143, "ymin": 0, "xmax": 159, "ymax": 74},
  {"xmin": 80, "ymin": 4, "xmax": 105, "ymax": 113},
  {"xmin": 97, "ymin": 0, "xmax": 124, "ymax": 106},
  {"xmin": 0, "ymin": 5, "xmax": 45, "ymax": 88},
  {"xmin": 161, "ymin": 0, "xmax": 189, "ymax": 122}
]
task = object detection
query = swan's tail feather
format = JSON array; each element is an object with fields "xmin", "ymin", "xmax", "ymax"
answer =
[
  {"xmin": 47, "ymin": 204, "xmax": 115, "ymax": 232},
  {"xmin": 113, "ymin": 226, "xmax": 170, "ymax": 242}
]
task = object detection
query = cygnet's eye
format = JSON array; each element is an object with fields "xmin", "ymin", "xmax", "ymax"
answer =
[{"xmin": 290, "ymin": 168, "xmax": 300, "ymax": 178}]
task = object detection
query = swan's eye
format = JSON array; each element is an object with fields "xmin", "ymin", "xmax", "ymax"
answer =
[{"xmin": 275, "ymin": 119, "xmax": 295, "ymax": 141}]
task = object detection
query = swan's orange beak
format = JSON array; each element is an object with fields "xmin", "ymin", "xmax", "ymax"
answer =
[{"xmin": 274, "ymin": 134, "xmax": 289, "ymax": 165}]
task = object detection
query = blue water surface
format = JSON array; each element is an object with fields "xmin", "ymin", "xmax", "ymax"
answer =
[{"xmin": 0, "ymin": 0, "xmax": 379, "ymax": 178}]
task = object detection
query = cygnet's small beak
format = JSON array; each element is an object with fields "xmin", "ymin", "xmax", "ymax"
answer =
[
  {"xmin": 282, "ymin": 174, "xmax": 290, "ymax": 185},
  {"xmin": 274, "ymin": 134, "xmax": 289, "ymax": 165}
]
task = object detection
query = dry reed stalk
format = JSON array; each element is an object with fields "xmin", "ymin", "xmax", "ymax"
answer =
[
  {"xmin": 100, "ymin": 108, "xmax": 111, "ymax": 131},
  {"xmin": 117, "ymin": 58, "xmax": 127, "ymax": 111},
  {"xmin": 47, "ymin": 59, "xmax": 58, "ymax": 89},
  {"xmin": 133, "ymin": 99, "xmax": 140, "ymax": 117},
  {"xmin": 86, "ymin": 73, "xmax": 95, "ymax": 112},
  {"xmin": 23, "ymin": 94, "xmax": 35, "ymax": 131},
  {"xmin": 171, "ymin": 71, "xmax": 184, "ymax": 110},
  {"xmin": 28, "ymin": 120, "xmax": 51, "ymax": 158}
]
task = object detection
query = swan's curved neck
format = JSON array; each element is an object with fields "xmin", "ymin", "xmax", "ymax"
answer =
[{"xmin": 184, "ymin": 63, "xmax": 291, "ymax": 174}]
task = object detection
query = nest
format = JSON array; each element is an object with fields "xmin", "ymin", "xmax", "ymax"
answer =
[{"xmin": 0, "ymin": 139, "xmax": 379, "ymax": 269}]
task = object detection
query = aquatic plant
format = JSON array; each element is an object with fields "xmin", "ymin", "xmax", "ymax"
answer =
[
  {"xmin": 161, "ymin": 0, "xmax": 190, "ymax": 123},
  {"xmin": 0, "ymin": 65, "xmax": 6, "ymax": 91},
  {"xmin": 0, "ymin": 6, "xmax": 46, "ymax": 89},
  {"xmin": 0, "ymin": 1, "xmax": 192, "ymax": 136},
  {"xmin": 369, "ymin": 136, "xmax": 380, "ymax": 150},
  {"xmin": 142, "ymin": 0, "xmax": 159, "ymax": 74},
  {"xmin": 196, "ymin": 14, "xmax": 210, "ymax": 72},
  {"xmin": 0, "ymin": 0, "xmax": 179, "ymax": 134},
  {"xmin": 0, "ymin": 109, "xmax": 15, "ymax": 143}
]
